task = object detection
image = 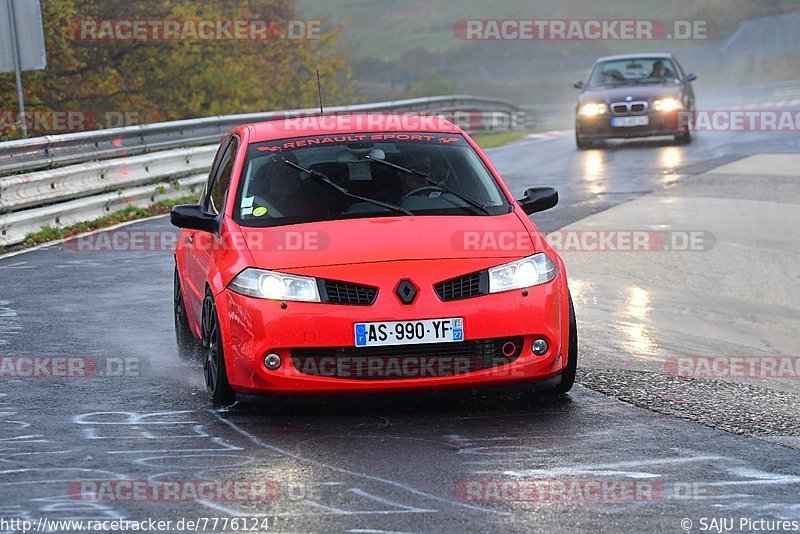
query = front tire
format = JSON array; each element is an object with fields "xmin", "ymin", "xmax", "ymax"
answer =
[
  {"xmin": 576, "ymin": 128, "xmax": 591, "ymax": 150},
  {"xmin": 174, "ymin": 268, "xmax": 201, "ymax": 360},
  {"xmin": 674, "ymin": 130, "xmax": 692, "ymax": 145},
  {"xmin": 552, "ymin": 293, "xmax": 578, "ymax": 394},
  {"xmin": 202, "ymin": 293, "xmax": 236, "ymax": 406}
]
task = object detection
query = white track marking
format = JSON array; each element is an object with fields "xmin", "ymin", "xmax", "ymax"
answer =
[{"xmin": 209, "ymin": 410, "xmax": 508, "ymax": 516}]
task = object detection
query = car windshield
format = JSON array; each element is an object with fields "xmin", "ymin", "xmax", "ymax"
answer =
[
  {"xmin": 234, "ymin": 132, "xmax": 510, "ymax": 226},
  {"xmin": 587, "ymin": 58, "xmax": 681, "ymax": 87}
]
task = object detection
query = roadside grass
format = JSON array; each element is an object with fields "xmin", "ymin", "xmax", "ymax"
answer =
[
  {"xmin": 2, "ymin": 195, "xmax": 198, "ymax": 254},
  {"xmin": 471, "ymin": 130, "xmax": 535, "ymax": 149}
]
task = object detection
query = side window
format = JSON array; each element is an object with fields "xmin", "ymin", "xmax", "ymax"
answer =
[
  {"xmin": 202, "ymin": 139, "xmax": 228, "ymax": 207},
  {"xmin": 204, "ymin": 137, "xmax": 239, "ymax": 215}
]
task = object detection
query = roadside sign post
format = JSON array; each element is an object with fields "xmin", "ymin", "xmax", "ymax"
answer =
[
  {"xmin": 7, "ymin": 0, "xmax": 27, "ymax": 136},
  {"xmin": 1, "ymin": 0, "xmax": 47, "ymax": 138}
]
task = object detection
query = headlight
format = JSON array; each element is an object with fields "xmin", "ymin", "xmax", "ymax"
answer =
[
  {"xmin": 578, "ymin": 103, "xmax": 607, "ymax": 117},
  {"xmin": 229, "ymin": 268, "xmax": 320, "ymax": 302},
  {"xmin": 653, "ymin": 98, "xmax": 682, "ymax": 112},
  {"xmin": 488, "ymin": 253, "xmax": 558, "ymax": 293}
]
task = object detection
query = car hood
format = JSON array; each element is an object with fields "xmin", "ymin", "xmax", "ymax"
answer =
[
  {"xmin": 237, "ymin": 213, "xmax": 537, "ymax": 269},
  {"xmin": 579, "ymin": 84, "xmax": 681, "ymax": 105}
]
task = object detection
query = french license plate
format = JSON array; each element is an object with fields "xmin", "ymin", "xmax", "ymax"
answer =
[
  {"xmin": 354, "ymin": 318, "xmax": 464, "ymax": 347},
  {"xmin": 611, "ymin": 116, "xmax": 649, "ymax": 127}
]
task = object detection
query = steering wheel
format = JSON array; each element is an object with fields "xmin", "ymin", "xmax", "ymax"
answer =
[{"xmin": 398, "ymin": 185, "xmax": 448, "ymax": 205}]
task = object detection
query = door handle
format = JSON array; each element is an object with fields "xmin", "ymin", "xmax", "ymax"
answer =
[{"xmin": 187, "ymin": 234, "xmax": 194, "ymax": 244}]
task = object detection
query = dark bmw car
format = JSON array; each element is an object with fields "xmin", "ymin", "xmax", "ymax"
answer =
[{"xmin": 573, "ymin": 53, "xmax": 697, "ymax": 148}]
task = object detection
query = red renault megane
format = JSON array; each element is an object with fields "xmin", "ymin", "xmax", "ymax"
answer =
[{"xmin": 171, "ymin": 114, "xmax": 577, "ymax": 405}]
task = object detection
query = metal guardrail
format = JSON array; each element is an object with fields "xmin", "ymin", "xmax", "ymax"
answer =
[
  {"xmin": 0, "ymin": 95, "xmax": 525, "ymax": 247},
  {"xmin": 0, "ymin": 175, "xmax": 207, "ymax": 246},
  {"xmin": 0, "ymin": 146, "xmax": 215, "ymax": 212}
]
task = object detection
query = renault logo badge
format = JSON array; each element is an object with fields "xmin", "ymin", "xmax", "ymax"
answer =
[{"xmin": 395, "ymin": 280, "xmax": 418, "ymax": 305}]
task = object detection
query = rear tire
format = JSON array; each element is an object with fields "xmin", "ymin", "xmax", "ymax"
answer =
[
  {"xmin": 202, "ymin": 292, "xmax": 236, "ymax": 406},
  {"xmin": 174, "ymin": 268, "xmax": 201, "ymax": 360}
]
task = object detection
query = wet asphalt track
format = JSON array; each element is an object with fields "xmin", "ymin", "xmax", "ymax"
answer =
[{"xmin": 1, "ymin": 126, "xmax": 799, "ymax": 533}]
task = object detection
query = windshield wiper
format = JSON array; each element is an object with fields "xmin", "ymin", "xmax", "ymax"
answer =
[
  {"xmin": 281, "ymin": 158, "xmax": 414, "ymax": 216},
  {"xmin": 364, "ymin": 156, "xmax": 493, "ymax": 216}
]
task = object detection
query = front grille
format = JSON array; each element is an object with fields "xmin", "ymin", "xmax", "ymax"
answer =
[
  {"xmin": 434, "ymin": 271, "xmax": 487, "ymax": 301},
  {"xmin": 611, "ymin": 101, "xmax": 648, "ymax": 115},
  {"xmin": 291, "ymin": 337, "xmax": 524, "ymax": 380},
  {"xmin": 320, "ymin": 280, "xmax": 378, "ymax": 306}
]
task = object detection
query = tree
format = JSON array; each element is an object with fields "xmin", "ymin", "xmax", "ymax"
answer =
[{"xmin": 0, "ymin": 0, "xmax": 351, "ymax": 138}]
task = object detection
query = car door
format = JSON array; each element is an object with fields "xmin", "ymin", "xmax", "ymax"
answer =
[{"xmin": 184, "ymin": 135, "xmax": 238, "ymax": 322}]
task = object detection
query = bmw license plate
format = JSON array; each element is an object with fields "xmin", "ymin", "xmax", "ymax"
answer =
[
  {"xmin": 355, "ymin": 318, "xmax": 464, "ymax": 347},
  {"xmin": 611, "ymin": 116, "xmax": 649, "ymax": 127}
]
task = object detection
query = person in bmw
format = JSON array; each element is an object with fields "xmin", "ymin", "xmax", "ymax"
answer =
[
  {"xmin": 573, "ymin": 53, "xmax": 697, "ymax": 148},
  {"xmin": 649, "ymin": 60, "xmax": 675, "ymax": 80}
]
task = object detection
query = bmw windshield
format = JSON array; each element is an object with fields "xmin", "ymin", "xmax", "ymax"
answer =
[
  {"xmin": 587, "ymin": 57, "xmax": 682, "ymax": 87},
  {"xmin": 234, "ymin": 132, "xmax": 511, "ymax": 226}
]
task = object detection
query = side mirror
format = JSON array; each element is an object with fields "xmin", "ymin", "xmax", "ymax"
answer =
[
  {"xmin": 573, "ymin": 81, "xmax": 585, "ymax": 89},
  {"xmin": 170, "ymin": 204, "xmax": 218, "ymax": 232},
  {"xmin": 684, "ymin": 73, "xmax": 697, "ymax": 83},
  {"xmin": 516, "ymin": 187, "xmax": 558, "ymax": 215}
]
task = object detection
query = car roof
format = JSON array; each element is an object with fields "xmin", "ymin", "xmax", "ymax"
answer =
[
  {"xmin": 244, "ymin": 113, "xmax": 462, "ymax": 143},
  {"xmin": 593, "ymin": 52, "xmax": 675, "ymax": 63}
]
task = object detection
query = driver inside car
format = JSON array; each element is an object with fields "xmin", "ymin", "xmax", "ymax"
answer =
[
  {"xmin": 396, "ymin": 151, "xmax": 435, "ymax": 198},
  {"xmin": 649, "ymin": 60, "xmax": 675, "ymax": 80}
]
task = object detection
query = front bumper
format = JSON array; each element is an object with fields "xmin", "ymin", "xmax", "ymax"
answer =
[
  {"xmin": 214, "ymin": 260, "xmax": 570, "ymax": 396},
  {"xmin": 576, "ymin": 110, "xmax": 688, "ymax": 139}
]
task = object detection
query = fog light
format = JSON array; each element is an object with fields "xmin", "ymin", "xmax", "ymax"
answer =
[
  {"xmin": 532, "ymin": 339, "xmax": 549, "ymax": 356},
  {"xmin": 264, "ymin": 353, "xmax": 282, "ymax": 370}
]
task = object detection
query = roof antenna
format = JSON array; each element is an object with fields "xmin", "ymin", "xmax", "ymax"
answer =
[{"xmin": 316, "ymin": 69, "xmax": 324, "ymax": 115}]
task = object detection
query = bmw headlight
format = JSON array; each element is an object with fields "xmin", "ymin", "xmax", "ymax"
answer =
[
  {"xmin": 488, "ymin": 253, "xmax": 558, "ymax": 293},
  {"xmin": 578, "ymin": 103, "xmax": 608, "ymax": 117},
  {"xmin": 229, "ymin": 268, "xmax": 320, "ymax": 302},
  {"xmin": 653, "ymin": 98, "xmax": 682, "ymax": 112}
]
